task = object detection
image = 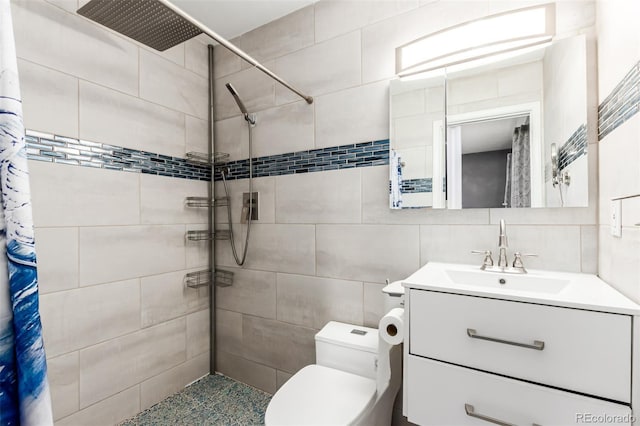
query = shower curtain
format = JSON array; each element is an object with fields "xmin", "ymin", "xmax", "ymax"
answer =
[
  {"xmin": 509, "ymin": 120, "xmax": 531, "ymax": 208},
  {"xmin": 0, "ymin": 0, "xmax": 53, "ymax": 424}
]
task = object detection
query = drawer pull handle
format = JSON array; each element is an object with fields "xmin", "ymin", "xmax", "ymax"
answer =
[
  {"xmin": 464, "ymin": 404, "xmax": 515, "ymax": 426},
  {"xmin": 467, "ymin": 328, "xmax": 545, "ymax": 351}
]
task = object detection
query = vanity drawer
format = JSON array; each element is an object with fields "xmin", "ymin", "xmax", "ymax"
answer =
[
  {"xmin": 409, "ymin": 290, "xmax": 631, "ymax": 402},
  {"xmin": 407, "ymin": 355, "xmax": 632, "ymax": 426}
]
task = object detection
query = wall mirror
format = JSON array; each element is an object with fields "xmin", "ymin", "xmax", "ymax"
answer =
[{"xmin": 389, "ymin": 34, "xmax": 588, "ymax": 210}]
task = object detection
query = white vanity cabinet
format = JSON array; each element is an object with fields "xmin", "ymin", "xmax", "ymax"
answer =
[{"xmin": 402, "ymin": 262, "xmax": 640, "ymax": 426}]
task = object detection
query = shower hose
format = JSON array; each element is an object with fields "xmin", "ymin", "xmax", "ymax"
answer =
[{"xmin": 220, "ymin": 119, "xmax": 253, "ymax": 266}]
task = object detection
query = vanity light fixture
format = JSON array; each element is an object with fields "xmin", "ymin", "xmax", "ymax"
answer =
[{"xmin": 396, "ymin": 3, "xmax": 555, "ymax": 77}]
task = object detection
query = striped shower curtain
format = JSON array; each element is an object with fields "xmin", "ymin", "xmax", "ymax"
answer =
[{"xmin": 0, "ymin": 0, "xmax": 53, "ymax": 424}]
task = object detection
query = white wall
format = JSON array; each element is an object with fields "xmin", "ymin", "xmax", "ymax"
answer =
[
  {"xmin": 212, "ymin": 4, "xmax": 598, "ymax": 424},
  {"xmin": 596, "ymin": 0, "xmax": 640, "ymax": 302},
  {"xmin": 12, "ymin": 0, "xmax": 211, "ymax": 423}
]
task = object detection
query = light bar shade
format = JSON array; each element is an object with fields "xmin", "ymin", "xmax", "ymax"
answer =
[{"xmin": 396, "ymin": 4, "xmax": 555, "ymax": 76}]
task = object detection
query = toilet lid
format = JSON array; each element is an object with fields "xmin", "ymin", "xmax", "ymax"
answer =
[{"xmin": 265, "ymin": 365, "xmax": 377, "ymax": 426}]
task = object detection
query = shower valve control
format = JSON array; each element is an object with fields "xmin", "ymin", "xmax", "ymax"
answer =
[{"xmin": 241, "ymin": 192, "xmax": 259, "ymax": 223}]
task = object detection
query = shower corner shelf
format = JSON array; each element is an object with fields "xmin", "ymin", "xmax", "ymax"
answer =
[
  {"xmin": 186, "ymin": 229, "xmax": 231, "ymax": 241},
  {"xmin": 184, "ymin": 269, "xmax": 234, "ymax": 288},
  {"xmin": 185, "ymin": 196, "xmax": 229, "ymax": 208},
  {"xmin": 214, "ymin": 269, "xmax": 234, "ymax": 287},
  {"xmin": 186, "ymin": 151, "xmax": 230, "ymax": 165}
]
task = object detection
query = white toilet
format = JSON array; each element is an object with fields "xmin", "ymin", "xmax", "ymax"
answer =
[{"xmin": 265, "ymin": 281, "xmax": 405, "ymax": 426}]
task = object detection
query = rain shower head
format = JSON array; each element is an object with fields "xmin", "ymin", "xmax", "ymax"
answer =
[
  {"xmin": 77, "ymin": 0, "xmax": 202, "ymax": 51},
  {"xmin": 225, "ymin": 83, "xmax": 249, "ymax": 116}
]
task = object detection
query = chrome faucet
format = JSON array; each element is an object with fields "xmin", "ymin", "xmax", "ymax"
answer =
[
  {"xmin": 497, "ymin": 219, "xmax": 508, "ymax": 268},
  {"xmin": 472, "ymin": 219, "xmax": 537, "ymax": 274}
]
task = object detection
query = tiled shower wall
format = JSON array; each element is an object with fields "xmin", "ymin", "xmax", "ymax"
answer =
[
  {"xmin": 12, "ymin": 0, "xmax": 212, "ymax": 423},
  {"xmin": 213, "ymin": 0, "xmax": 599, "ymax": 404},
  {"xmin": 596, "ymin": 0, "xmax": 640, "ymax": 301}
]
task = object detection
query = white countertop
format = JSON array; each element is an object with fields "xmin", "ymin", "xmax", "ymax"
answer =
[{"xmin": 403, "ymin": 262, "xmax": 640, "ymax": 315}]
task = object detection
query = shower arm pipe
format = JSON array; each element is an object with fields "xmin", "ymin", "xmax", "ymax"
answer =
[{"xmin": 157, "ymin": 0, "xmax": 314, "ymax": 105}]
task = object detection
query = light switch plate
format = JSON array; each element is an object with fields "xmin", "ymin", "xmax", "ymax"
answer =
[{"xmin": 611, "ymin": 199, "xmax": 622, "ymax": 237}]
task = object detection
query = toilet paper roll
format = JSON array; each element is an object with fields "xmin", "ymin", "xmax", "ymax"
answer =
[{"xmin": 379, "ymin": 308, "xmax": 404, "ymax": 345}]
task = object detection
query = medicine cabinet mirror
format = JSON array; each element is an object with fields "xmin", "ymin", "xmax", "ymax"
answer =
[{"xmin": 389, "ymin": 35, "xmax": 588, "ymax": 210}]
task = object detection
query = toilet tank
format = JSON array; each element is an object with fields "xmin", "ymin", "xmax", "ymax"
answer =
[{"xmin": 315, "ymin": 322, "xmax": 378, "ymax": 380}]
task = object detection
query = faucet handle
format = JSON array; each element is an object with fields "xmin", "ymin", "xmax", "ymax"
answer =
[
  {"xmin": 471, "ymin": 250, "xmax": 494, "ymax": 269},
  {"xmin": 512, "ymin": 252, "xmax": 538, "ymax": 269}
]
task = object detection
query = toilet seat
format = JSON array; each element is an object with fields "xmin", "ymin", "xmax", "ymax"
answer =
[{"xmin": 265, "ymin": 364, "xmax": 377, "ymax": 426}]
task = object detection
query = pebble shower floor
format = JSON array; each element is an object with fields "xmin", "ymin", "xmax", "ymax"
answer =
[{"xmin": 119, "ymin": 374, "xmax": 271, "ymax": 425}]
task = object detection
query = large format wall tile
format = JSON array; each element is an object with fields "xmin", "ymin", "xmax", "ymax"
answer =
[
  {"xmin": 79, "ymin": 225, "xmax": 185, "ymax": 286},
  {"xmin": 79, "ymin": 319, "xmax": 186, "ymax": 407},
  {"xmin": 139, "ymin": 50, "xmax": 208, "ymax": 119},
  {"xmin": 216, "ymin": 268, "xmax": 277, "ymax": 319},
  {"xmin": 252, "ymin": 101, "xmax": 315, "ymax": 157},
  {"xmin": 187, "ymin": 309, "xmax": 210, "ymax": 359},
  {"xmin": 12, "ymin": 0, "xmax": 139, "ymax": 95},
  {"xmin": 48, "ymin": 352, "xmax": 79, "ymax": 421},
  {"xmin": 216, "ymin": 309, "xmax": 244, "ymax": 357},
  {"xmin": 185, "ymin": 38, "xmax": 210, "ymax": 78},
  {"xmin": 276, "ymin": 273, "xmax": 364, "ymax": 329},
  {"xmin": 216, "ymin": 350, "xmax": 277, "ymax": 394},
  {"xmin": 235, "ymin": 6, "xmax": 314, "ymax": 67},
  {"xmin": 599, "ymin": 226, "xmax": 640, "ymax": 303},
  {"xmin": 29, "ymin": 161, "xmax": 140, "ymax": 227},
  {"xmin": 216, "ymin": 224, "xmax": 315, "ymax": 275},
  {"xmin": 57, "ymin": 385, "xmax": 140, "ymax": 426},
  {"xmin": 276, "ymin": 168, "xmax": 361, "ymax": 224},
  {"xmin": 18, "ymin": 59, "xmax": 78, "ymax": 138},
  {"xmin": 317, "ymin": 224, "xmax": 421, "ymax": 282},
  {"xmin": 363, "ymin": 282, "xmax": 386, "ymax": 328},
  {"xmin": 140, "ymin": 352, "xmax": 209, "ymax": 411},
  {"xmin": 79, "ymin": 81, "xmax": 186, "ymax": 158},
  {"xmin": 186, "ymin": 115, "xmax": 209, "ymax": 155},
  {"xmin": 274, "ymin": 31, "xmax": 362, "ymax": 104},
  {"xmin": 419, "ymin": 224, "xmax": 583, "ymax": 272},
  {"xmin": 34, "ymin": 227, "xmax": 78, "ymax": 294},
  {"xmin": 242, "ymin": 316, "xmax": 316, "ymax": 374},
  {"xmin": 140, "ymin": 174, "xmax": 209, "ymax": 225},
  {"xmin": 214, "ymin": 176, "xmax": 276, "ymax": 225},
  {"xmin": 314, "ymin": 0, "xmax": 418, "ymax": 42},
  {"xmin": 215, "ymin": 65, "xmax": 276, "ymax": 121},
  {"xmin": 141, "ymin": 270, "xmax": 208, "ymax": 328},
  {"xmin": 40, "ymin": 279, "xmax": 140, "ymax": 357},
  {"xmin": 315, "ymin": 81, "xmax": 389, "ymax": 148}
]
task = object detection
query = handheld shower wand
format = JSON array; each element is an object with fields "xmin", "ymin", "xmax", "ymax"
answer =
[{"xmin": 225, "ymin": 83, "xmax": 256, "ymax": 126}]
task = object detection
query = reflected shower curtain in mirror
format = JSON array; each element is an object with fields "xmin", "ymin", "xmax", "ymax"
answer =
[
  {"xmin": 509, "ymin": 120, "xmax": 531, "ymax": 208},
  {"xmin": 0, "ymin": 0, "xmax": 53, "ymax": 424},
  {"xmin": 390, "ymin": 150, "xmax": 403, "ymax": 208}
]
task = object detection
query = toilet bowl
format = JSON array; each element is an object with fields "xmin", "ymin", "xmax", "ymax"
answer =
[{"xmin": 265, "ymin": 282, "xmax": 404, "ymax": 426}]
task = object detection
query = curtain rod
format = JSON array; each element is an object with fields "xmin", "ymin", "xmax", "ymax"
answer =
[{"xmin": 159, "ymin": 0, "xmax": 314, "ymax": 105}]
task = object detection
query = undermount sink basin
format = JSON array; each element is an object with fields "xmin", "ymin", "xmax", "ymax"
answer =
[{"xmin": 445, "ymin": 268, "xmax": 570, "ymax": 294}]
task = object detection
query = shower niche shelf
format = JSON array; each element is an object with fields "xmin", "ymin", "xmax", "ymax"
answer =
[
  {"xmin": 184, "ymin": 269, "xmax": 234, "ymax": 288},
  {"xmin": 185, "ymin": 196, "xmax": 229, "ymax": 208},
  {"xmin": 186, "ymin": 151, "xmax": 230, "ymax": 165},
  {"xmin": 186, "ymin": 229, "xmax": 231, "ymax": 241}
]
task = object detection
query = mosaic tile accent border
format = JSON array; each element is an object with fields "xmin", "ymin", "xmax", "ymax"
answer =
[
  {"xmin": 544, "ymin": 123, "xmax": 588, "ymax": 181},
  {"xmin": 400, "ymin": 178, "xmax": 433, "ymax": 193},
  {"xmin": 215, "ymin": 139, "xmax": 389, "ymax": 181},
  {"xmin": 25, "ymin": 131, "xmax": 211, "ymax": 181},
  {"xmin": 558, "ymin": 123, "xmax": 588, "ymax": 170},
  {"xmin": 598, "ymin": 60, "xmax": 640, "ymax": 140}
]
